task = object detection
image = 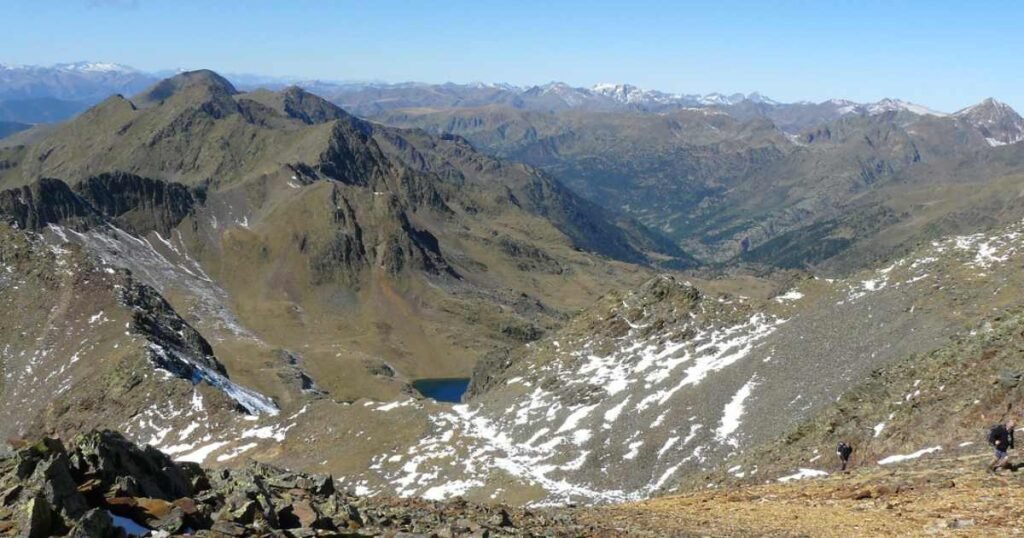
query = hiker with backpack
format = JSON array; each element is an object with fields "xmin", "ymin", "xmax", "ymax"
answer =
[
  {"xmin": 988, "ymin": 418, "xmax": 1017, "ymax": 473},
  {"xmin": 836, "ymin": 441, "xmax": 853, "ymax": 471}
]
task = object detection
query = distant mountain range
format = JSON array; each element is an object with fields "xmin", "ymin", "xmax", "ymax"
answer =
[
  {"xmin": 0, "ymin": 61, "xmax": 155, "ymax": 124},
  {"xmin": 2, "ymin": 61, "xmax": 1020, "ymax": 132},
  {"xmin": 310, "ymin": 79, "xmax": 986, "ymax": 130},
  {"xmin": 0, "ymin": 61, "xmax": 154, "ymax": 102}
]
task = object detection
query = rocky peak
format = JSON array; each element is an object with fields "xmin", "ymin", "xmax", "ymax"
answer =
[
  {"xmin": 133, "ymin": 69, "xmax": 238, "ymax": 108},
  {"xmin": 955, "ymin": 97, "xmax": 1016, "ymax": 117},
  {"xmin": 954, "ymin": 97, "xmax": 1024, "ymax": 146},
  {"xmin": 278, "ymin": 85, "xmax": 353, "ymax": 125}
]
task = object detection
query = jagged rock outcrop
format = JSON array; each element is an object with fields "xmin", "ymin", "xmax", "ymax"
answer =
[
  {"xmin": 0, "ymin": 178, "xmax": 100, "ymax": 231},
  {"xmin": 120, "ymin": 277, "xmax": 225, "ymax": 377},
  {"xmin": 74, "ymin": 172, "xmax": 199, "ymax": 236},
  {"xmin": 0, "ymin": 431, "xmax": 598, "ymax": 537},
  {"xmin": 0, "ymin": 174, "xmax": 198, "ymax": 236}
]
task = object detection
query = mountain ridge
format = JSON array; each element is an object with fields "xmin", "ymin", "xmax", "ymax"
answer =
[
  {"xmin": 6, "ymin": 61, "xmax": 1023, "ymax": 133},
  {"xmin": 0, "ymin": 70, "xmax": 691, "ymax": 462}
]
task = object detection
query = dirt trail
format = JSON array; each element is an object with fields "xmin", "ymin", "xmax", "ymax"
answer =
[{"xmin": 576, "ymin": 454, "xmax": 1024, "ymax": 537}]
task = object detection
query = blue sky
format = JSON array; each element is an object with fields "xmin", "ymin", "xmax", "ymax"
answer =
[{"xmin": 3, "ymin": 0, "xmax": 1023, "ymax": 111}]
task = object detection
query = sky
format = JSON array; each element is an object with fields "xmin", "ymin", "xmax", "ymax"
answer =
[{"xmin": 3, "ymin": 0, "xmax": 1023, "ymax": 112}]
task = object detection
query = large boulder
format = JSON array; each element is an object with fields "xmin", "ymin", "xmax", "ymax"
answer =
[{"xmin": 68, "ymin": 430, "xmax": 195, "ymax": 500}]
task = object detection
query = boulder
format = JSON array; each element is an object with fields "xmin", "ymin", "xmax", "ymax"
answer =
[
  {"xmin": 489, "ymin": 508, "xmax": 514, "ymax": 528},
  {"xmin": 14, "ymin": 438, "xmax": 65, "ymax": 480},
  {"xmin": 1, "ymin": 484, "xmax": 22, "ymax": 506},
  {"xmin": 67, "ymin": 508, "xmax": 115, "ymax": 538},
  {"xmin": 20, "ymin": 493, "xmax": 55, "ymax": 538},
  {"xmin": 69, "ymin": 431, "xmax": 193, "ymax": 500},
  {"xmin": 210, "ymin": 520, "xmax": 249, "ymax": 536},
  {"xmin": 27, "ymin": 452, "xmax": 89, "ymax": 518}
]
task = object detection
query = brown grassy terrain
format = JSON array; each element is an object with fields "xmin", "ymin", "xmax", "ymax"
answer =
[{"xmin": 579, "ymin": 452, "xmax": 1024, "ymax": 537}]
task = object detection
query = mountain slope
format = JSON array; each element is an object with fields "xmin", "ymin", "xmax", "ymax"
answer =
[
  {"xmin": 373, "ymin": 99, "xmax": 1024, "ymax": 272},
  {"xmin": 0, "ymin": 222, "xmax": 277, "ymax": 445},
  {"xmin": 0, "ymin": 72, "xmax": 699, "ymax": 475},
  {"xmin": 0, "ymin": 120, "xmax": 30, "ymax": 139},
  {"xmin": 348, "ymin": 217, "xmax": 1024, "ymax": 504},
  {"xmin": 0, "ymin": 72, "xmax": 686, "ymax": 269}
]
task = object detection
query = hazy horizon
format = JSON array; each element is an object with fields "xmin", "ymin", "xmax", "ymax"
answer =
[{"xmin": 3, "ymin": 0, "xmax": 1023, "ymax": 112}]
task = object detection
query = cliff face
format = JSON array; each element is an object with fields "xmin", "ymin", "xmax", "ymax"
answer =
[
  {"xmin": 0, "ymin": 178, "xmax": 99, "ymax": 231},
  {"xmin": 0, "ymin": 173, "xmax": 198, "ymax": 236},
  {"xmin": 75, "ymin": 172, "xmax": 199, "ymax": 236}
]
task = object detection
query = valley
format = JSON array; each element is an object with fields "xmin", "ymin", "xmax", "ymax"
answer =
[
  {"xmin": 2, "ymin": 60, "xmax": 1024, "ymax": 536},
  {"xmin": 365, "ymin": 94, "xmax": 1024, "ymax": 272}
]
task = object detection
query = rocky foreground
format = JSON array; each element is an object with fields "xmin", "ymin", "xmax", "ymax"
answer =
[
  {"xmin": 3, "ymin": 430, "xmax": 1024, "ymax": 537},
  {"xmin": 0, "ymin": 431, "xmax": 602, "ymax": 537}
]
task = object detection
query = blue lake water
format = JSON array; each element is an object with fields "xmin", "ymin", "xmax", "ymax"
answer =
[
  {"xmin": 412, "ymin": 378, "xmax": 470, "ymax": 403},
  {"xmin": 108, "ymin": 511, "xmax": 149, "ymax": 536}
]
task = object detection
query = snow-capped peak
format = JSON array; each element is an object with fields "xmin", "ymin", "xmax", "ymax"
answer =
[
  {"xmin": 746, "ymin": 92, "xmax": 779, "ymax": 106},
  {"xmin": 590, "ymin": 84, "xmax": 777, "ymax": 108},
  {"xmin": 53, "ymin": 61, "xmax": 138, "ymax": 74},
  {"xmin": 591, "ymin": 82, "xmax": 627, "ymax": 93},
  {"xmin": 865, "ymin": 98, "xmax": 947, "ymax": 117},
  {"xmin": 531, "ymin": 81, "xmax": 595, "ymax": 107},
  {"xmin": 466, "ymin": 81, "xmax": 521, "ymax": 91},
  {"xmin": 591, "ymin": 83, "xmax": 676, "ymax": 105},
  {"xmin": 696, "ymin": 92, "xmax": 755, "ymax": 106},
  {"xmin": 954, "ymin": 97, "xmax": 1019, "ymax": 118}
]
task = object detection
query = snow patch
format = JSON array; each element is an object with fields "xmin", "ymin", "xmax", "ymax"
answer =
[
  {"xmin": 715, "ymin": 377, "xmax": 757, "ymax": 446},
  {"xmin": 778, "ymin": 468, "xmax": 828, "ymax": 482},
  {"xmin": 878, "ymin": 446, "xmax": 942, "ymax": 465}
]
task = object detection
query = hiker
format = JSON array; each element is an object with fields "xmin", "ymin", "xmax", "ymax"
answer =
[
  {"xmin": 988, "ymin": 418, "xmax": 1016, "ymax": 472},
  {"xmin": 836, "ymin": 441, "xmax": 853, "ymax": 471}
]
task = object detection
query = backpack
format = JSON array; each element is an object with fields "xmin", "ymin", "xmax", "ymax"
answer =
[
  {"xmin": 836, "ymin": 442, "xmax": 852, "ymax": 459},
  {"xmin": 989, "ymin": 424, "xmax": 1005, "ymax": 446}
]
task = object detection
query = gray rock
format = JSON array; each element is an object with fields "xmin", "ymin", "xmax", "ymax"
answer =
[
  {"xmin": 67, "ymin": 508, "xmax": 115, "ymax": 538},
  {"xmin": 20, "ymin": 493, "xmax": 54, "ymax": 538}
]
